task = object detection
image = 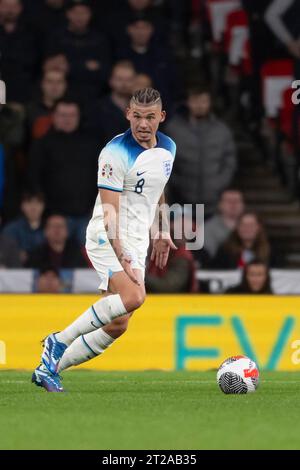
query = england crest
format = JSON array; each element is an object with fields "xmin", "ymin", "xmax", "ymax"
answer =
[{"xmin": 163, "ymin": 160, "xmax": 172, "ymax": 178}]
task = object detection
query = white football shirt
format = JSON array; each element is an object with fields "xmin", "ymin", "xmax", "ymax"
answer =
[{"xmin": 87, "ymin": 129, "xmax": 176, "ymax": 258}]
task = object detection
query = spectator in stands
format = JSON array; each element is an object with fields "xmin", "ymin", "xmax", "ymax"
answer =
[
  {"xmin": 0, "ymin": 216, "xmax": 22, "ymax": 267},
  {"xmin": 46, "ymin": 0, "xmax": 111, "ymax": 100},
  {"xmin": 0, "ymin": 0, "xmax": 37, "ymax": 103},
  {"xmin": 3, "ymin": 191, "xmax": 45, "ymax": 263},
  {"xmin": 101, "ymin": 0, "xmax": 166, "ymax": 52},
  {"xmin": 28, "ymin": 99, "xmax": 99, "ymax": 245},
  {"xmin": 133, "ymin": 72, "xmax": 152, "ymax": 91},
  {"xmin": 26, "ymin": 69, "xmax": 67, "ymax": 139},
  {"xmin": 26, "ymin": 0, "xmax": 66, "ymax": 50},
  {"xmin": 127, "ymin": 0, "xmax": 161, "ymax": 17},
  {"xmin": 165, "ymin": 0, "xmax": 189, "ymax": 57},
  {"xmin": 204, "ymin": 189, "xmax": 245, "ymax": 258},
  {"xmin": 146, "ymin": 212, "xmax": 198, "ymax": 293},
  {"xmin": 226, "ymin": 259, "xmax": 273, "ymax": 294},
  {"xmin": 0, "ymin": 102, "xmax": 25, "ymax": 148},
  {"xmin": 42, "ymin": 53, "xmax": 70, "ymax": 76},
  {"xmin": 166, "ymin": 86, "xmax": 237, "ymax": 217},
  {"xmin": 212, "ymin": 212, "xmax": 277, "ymax": 269},
  {"xmin": 116, "ymin": 17, "xmax": 177, "ymax": 109},
  {"xmin": 26, "ymin": 214, "xmax": 87, "ymax": 269},
  {"xmin": 85, "ymin": 61, "xmax": 136, "ymax": 142},
  {"xmin": 0, "ymin": 102, "xmax": 25, "ymax": 219},
  {"xmin": 35, "ymin": 267, "xmax": 64, "ymax": 293}
]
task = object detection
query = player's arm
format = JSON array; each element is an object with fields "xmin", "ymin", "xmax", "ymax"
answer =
[
  {"xmin": 150, "ymin": 191, "xmax": 177, "ymax": 269},
  {"xmin": 97, "ymin": 148, "xmax": 140, "ymax": 285},
  {"xmin": 100, "ymin": 188, "xmax": 140, "ymax": 285}
]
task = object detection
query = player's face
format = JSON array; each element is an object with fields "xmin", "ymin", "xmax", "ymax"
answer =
[
  {"xmin": 127, "ymin": 103, "xmax": 166, "ymax": 146},
  {"xmin": 246, "ymin": 265, "xmax": 268, "ymax": 292}
]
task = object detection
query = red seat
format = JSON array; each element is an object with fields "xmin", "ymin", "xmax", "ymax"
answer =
[
  {"xmin": 206, "ymin": 0, "xmax": 241, "ymax": 47},
  {"xmin": 261, "ymin": 59, "xmax": 294, "ymax": 119},
  {"xmin": 280, "ymin": 87, "xmax": 294, "ymax": 140},
  {"xmin": 223, "ymin": 8, "xmax": 252, "ymax": 78},
  {"xmin": 224, "ymin": 9, "xmax": 249, "ymax": 67}
]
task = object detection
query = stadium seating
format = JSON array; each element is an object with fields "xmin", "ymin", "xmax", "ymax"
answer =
[
  {"xmin": 206, "ymin": 0, "xmax": 241, "ymax": 45},
  {"xmin": 261, "ymin": 59, "xmax": 294, "ymax": 119},
  {"xmin": 224, "ymin": 9, "xmax": 249, "ymax": 68}
]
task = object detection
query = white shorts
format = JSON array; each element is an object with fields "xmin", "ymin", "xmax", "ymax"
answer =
[{"xmin": 85, "ymin": 230, "xmax": 146, "ymax": 291}]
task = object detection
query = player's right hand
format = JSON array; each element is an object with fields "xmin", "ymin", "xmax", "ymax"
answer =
[{"xmin": 120, "ymin": 257, "xmax": 140, "ymax": 286}]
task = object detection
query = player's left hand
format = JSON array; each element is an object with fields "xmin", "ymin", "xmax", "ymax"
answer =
[{"xmin": 151, "ymin": 231, "xmax": 177, "ymax": 269}]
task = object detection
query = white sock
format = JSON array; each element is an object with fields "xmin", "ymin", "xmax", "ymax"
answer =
[
  {"xmin": 55, "ymin": 295, "xmax": 127, "ymax": 346},
  {"xmin": 58, "ymin": 329, "xmax": 115, "ymax": 372}
]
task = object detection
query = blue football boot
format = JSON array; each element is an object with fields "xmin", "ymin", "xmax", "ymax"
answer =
[
  {"xmin": 32, "ymin": 364, "xmax": 64, "ymax": 393},
  {"xmin": 41, "ymin": 333, "xmax": 67, "ymax": 375}
]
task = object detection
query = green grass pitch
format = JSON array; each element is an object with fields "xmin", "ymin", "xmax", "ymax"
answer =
[{"xmin": 0, "ymin": 370, "xmax": 300, "ymax": 450}]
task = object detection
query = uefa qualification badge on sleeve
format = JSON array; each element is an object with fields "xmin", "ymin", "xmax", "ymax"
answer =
[{"xmin": 102, "ymin": 163, "xmax": 113, "ymax": 179}]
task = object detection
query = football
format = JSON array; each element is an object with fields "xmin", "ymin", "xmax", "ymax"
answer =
[{"xmin": 217, "ymin": 356, "xmax": 259, "ymax": 394}]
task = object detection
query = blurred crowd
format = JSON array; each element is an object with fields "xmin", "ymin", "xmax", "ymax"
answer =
[{"xmin": 0, "ymin": 0, "xmax": 299, "ymax": 293}]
